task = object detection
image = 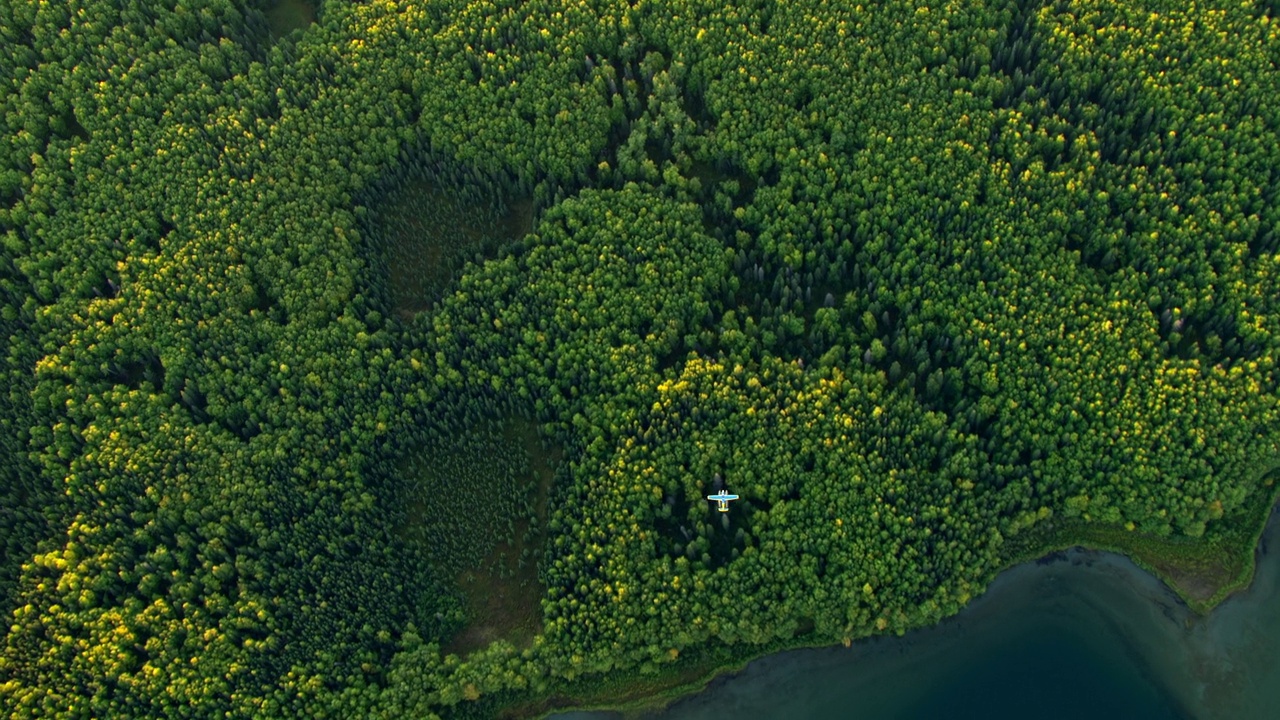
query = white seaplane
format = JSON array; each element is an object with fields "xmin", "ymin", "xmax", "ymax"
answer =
[{"xmin": 706, "ymin": 489, "xmax": 739, "ymax": 513}]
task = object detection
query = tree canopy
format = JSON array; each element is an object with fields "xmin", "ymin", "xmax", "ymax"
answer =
[{"xmin": 2, "ymin": 0, "xmax": 1279, "ymax": 716}]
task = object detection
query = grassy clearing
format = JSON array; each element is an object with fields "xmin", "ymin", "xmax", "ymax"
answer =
[
  {"xmin": 443, "ymin": 418, "xmax": 562, "ymax": 657},
  {"xmin": 376, "ymin": 178, "xmax": 534, "ymax": 320},
  {"xmin": 446, "ymin": 544, "xmax": 545, "ymax": 656},
  {"xmin": 396, "ymin": 422, "xmax": 534, "ymax": 577},
  {"xmin": 392, "ymin": 414, "xmax": 562, "ymax": 656},
  {"xmin": 264, "ymin": 0, "xmax": 316, "ymax": 39},
  {"xmin": 503, "ymin": 417, "xmax": 564, "ymax": 529}
]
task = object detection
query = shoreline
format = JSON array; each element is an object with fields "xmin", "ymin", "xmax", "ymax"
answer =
[
  {"xmin": 508, "ymin": 476, "xmax": 1280, "ymax": 720},
  {"xmin": 1000, "ymin": 471, "xmax": 1280, "ymax": 617}
]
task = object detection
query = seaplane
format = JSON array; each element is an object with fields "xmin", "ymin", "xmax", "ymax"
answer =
[{"xmin": 706, "ymin": 488, "xmax": 739, "ymax": 513}]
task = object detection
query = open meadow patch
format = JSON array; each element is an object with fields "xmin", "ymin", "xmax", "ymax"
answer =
[
  {"xmin": 398, "ymin": 416, "xmax": 562, "ymax": 656},
  {"xmin": 365, "ymin": 162, "xmax": 534, "ymax": 320}
]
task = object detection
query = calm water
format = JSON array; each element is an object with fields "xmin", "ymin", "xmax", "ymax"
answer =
[{"xmin": 556, "ymin": 505, "xmax": 1280, "ymax": 720}]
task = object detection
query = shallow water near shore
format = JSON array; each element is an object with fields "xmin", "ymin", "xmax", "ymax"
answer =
[{"xmin": 554, "ymin": 505, "xmax": 1280, "ymax": 720}]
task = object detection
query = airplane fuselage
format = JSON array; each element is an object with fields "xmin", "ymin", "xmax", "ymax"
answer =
[{"xmin": 707, "ymin": 492, "xmax": 739, "ymax": 512}]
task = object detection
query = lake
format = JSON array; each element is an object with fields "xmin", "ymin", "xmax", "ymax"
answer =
[{"xmin": 555, "ymin": 504, "xmax": 1280, "ymax": 720}]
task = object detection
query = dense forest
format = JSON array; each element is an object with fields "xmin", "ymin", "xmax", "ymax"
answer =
[{"xmin": 2, "ymin": 0, "xmax": 1279, "ymax": 717}]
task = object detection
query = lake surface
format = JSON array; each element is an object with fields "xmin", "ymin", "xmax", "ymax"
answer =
[{"xmin": 555, "ymin": 504, "xmax": 1280, "ymax": 720}]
